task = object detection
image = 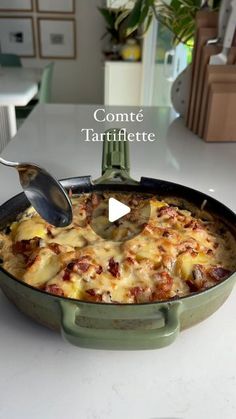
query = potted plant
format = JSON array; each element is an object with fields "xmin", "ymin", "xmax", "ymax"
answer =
[
  {"xmin": 115, "ymin": 0, "xmax": 221, "ymax": 48},
  {"xmin": 98, "ymin": 7, "xmax": 140, "ymax": 60}
]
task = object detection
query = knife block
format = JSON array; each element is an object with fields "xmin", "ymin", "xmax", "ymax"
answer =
[
  {"xmin": 198, "ymin": 64, "xmax": 236, "ymax": 138},
  {"xmin": 184, "ymin": 11, "xmax": 236, "ymax": 142},
  {"xmin": 186, "ymin": 11, "xmax": 218, "ymax": 128},
  {"xmin": 203, "ymin": 83, "xmax": 236, "ymax": 142}
]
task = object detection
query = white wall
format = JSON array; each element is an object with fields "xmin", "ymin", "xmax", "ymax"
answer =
[{"xmin": 0, "ymin": 0, "xmax": 105, "ymax": 104}]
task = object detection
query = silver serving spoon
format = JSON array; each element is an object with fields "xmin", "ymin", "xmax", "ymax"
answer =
[{"xmin": 0, "ymin": 157, "xmax": 73, "ymax": 227}]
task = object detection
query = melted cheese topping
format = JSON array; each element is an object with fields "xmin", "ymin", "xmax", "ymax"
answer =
[{"xmin": 0, "ymin": 192, "xmax": 235, "ymax": 303}]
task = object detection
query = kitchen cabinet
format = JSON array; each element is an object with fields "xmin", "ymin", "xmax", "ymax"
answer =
[{"xmin": 104, "ymin": 61, "xmax": 142, "ymax": 106}]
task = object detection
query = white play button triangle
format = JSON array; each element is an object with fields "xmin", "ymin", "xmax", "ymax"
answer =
[{"xmin": 108, "ymin": 197, "xmax": 131, "ymax": 223}]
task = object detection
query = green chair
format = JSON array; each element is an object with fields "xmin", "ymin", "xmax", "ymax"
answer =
[
  {"xmin": 16, "ymin": 63, "xmax": 54, "ymax": 121},
  {"xmin": 0, "ymin": 53, "xmax": 22, "ymax": 67},
  {"xmin": 38, "ymin": 62, "xmax": 54, "ymax": 104}
]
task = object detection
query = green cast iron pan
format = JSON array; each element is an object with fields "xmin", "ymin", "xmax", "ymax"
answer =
[{"xmin": 0, "ymin": 130, "xmax": 235, "ymax": 350}]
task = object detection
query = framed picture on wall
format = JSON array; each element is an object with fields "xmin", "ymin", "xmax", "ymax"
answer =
[
  {"xmin": 36, "ymin": 0, "xmax": 75, "ymax": 14},
  {"xmin": 0, "ymin": 17, "xmax": 35, "ymax": 57},
  {"xmin": 0, "ymin": 0, "xmax": 32, "ymax": 11},
  {"xmin": 37, "ymin": 18, "xmax": 76, "ymax": 59}
]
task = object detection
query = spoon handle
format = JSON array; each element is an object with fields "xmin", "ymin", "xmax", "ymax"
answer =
[{"xmin": 0, "ymin": 157, "xmax": 19, "ymax": 168}]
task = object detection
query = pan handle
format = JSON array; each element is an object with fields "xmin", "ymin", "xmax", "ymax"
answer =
[
  {"xmin": 95, "ymin": 128, "xmax": 138, "ymax": 184},
  {"xmin": 59, "ymin": 301, "xmax": 182, "ymax": 350}
]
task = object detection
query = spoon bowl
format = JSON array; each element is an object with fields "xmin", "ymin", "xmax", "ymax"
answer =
[{"xmin": 0, "ymin": 157, "xmax": 72, "ymax": 227}]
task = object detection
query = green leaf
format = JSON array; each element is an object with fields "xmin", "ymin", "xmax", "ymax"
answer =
[
  {"xmin": 141, "ymin": 13, "xmax": 153, "ymax": 34},
  {"xmin": 114, "ymin": 9, "xmax": 131, "ymax": 30},
  {"xmin": 121, "ymin": 0, "xmax": 144, "ymax": 34},
  {"xmin": 108, "ymin": 0, "xmax": 221, "ymax": 46},
  {"xmin": 139, "ymin": 3, "xmax": 150, "ymax": 26},
  {"xmin": 98, "ymin": 7, "xmax": 115, "ymax": 27}
]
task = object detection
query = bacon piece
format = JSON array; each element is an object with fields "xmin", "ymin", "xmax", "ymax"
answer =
[
  {"xmin": 66, "ymin": 262, "xmax": 77, "ymax": 272},
  {"xmin": 108, "ymin": 257, "xmax": 120, "ymax": 278},
  {"xmin": 26, "ymin": 254, "xmax": 38, "ymax": 268},
  {"xmin": 85, "ymin": 194, "xmax": 102, "ymax": 223},
  {"xmin": 129, "ymin": 286, "xmax": 143, "ymax": 303},
  {"xmin": 48, "ymin": 243, "xmax": 61, "ymax": 255},
  {"xmin": 128, "ymin": 197, "xmax": 139, "ymax": 207},
  {"xmin": 85, "ymin": 198, "xmax": 93, "ymax": 222},
  {"xmin": 86, "ymin": 289, "xmax": 102, "ymax": 302},
  {"xmin": 129, "ymin": 286, "xmax": 152, "ymax": 303},
  {"xmin": 209, "ymin": 267, "xmax": 231, "ymax": 282},
  {"xmin": 186, "ymin": 264, "xmax": 206, "ymax": 292},
  {"xmin": 151, "ymin": 271, "xmax": 173, "ymax": 301},
  {"xmin": 130, "ymin": 286, "xmax": 143, "ymax": 298},
  {"xmin": 62, "ymin": 261, "xmax": 88, "ymax": 281},
  {"xmin": 86, "ymin": 288, "xmax": 96, "ymax": 296},
  {"xmin": 162, "ymin": 255, "xmax": 175, "ymax": 270},
  {"xmin": 186, "ymin": 280, "xmax": 199, "ymax": 293},
  {"xmin": 64, "ymin": 256, "xmax": 101, "ymax": 280},
  {"xmin": 44, "ymin": 284, "xmax": 64, "ymax": 297},
  {"xmin": 77, "ymin": 262, "xmax": 90, "ymax": 272},
  {"xmin": 12, "ymin": 237, "xmax": 40, "ymax": 254},
  {"xmin": 157, "ymin": 206, "xmax": 177, "ymax": 219},
  {"xmin": 91, "ymin": 193, "xmax": 101, "ymax": 208},
  {"xmin": 63, "ymin": 270, "xmax": 71, "ymax": 281},
  {"xmin": 66, "ymin": 256, "xmax": 91, "ymax": 273},
  {"xmin": 125, "ymin": 257, "xmax": 135, "ymax": 265},
  {"xmin": 177, "ymin": 239, "xmax": 198, "ymax": 254},
  {"xmin": 193, "ymin": 265, "xmax": 204, "ymax": 281},
  {"xmin": 176, "ymin": 211, "xmax": 186, "ymax": 221},
  {"xmin": 47, "ymin": 226, "xmax": 54, "ymax": 238},
  {"xmin": 143, "ymin": 223, "xmax": 154, "ymax": 233},
  {"xmin": 158, "ymin": 271, "xmax": 173, "ymax": 292},
  {"xmin": 184, "ymin": 219, "xmax": 203, "ymax": 230},
  {"xmin": 206, "ymin": 249, "xmax": 214, "ymax": 255},
  {"xmin": 162, "ymin": 230, "xmax": 171, "ymax": 238},
  {"xmin": 96, "ymin": 265, "xmax": 103, "ymax": 274}
]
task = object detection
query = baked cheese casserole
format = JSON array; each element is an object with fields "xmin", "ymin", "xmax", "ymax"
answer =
[{"xmin": 0, "ymin": 192, "xmax": 235, "ymax": 303}]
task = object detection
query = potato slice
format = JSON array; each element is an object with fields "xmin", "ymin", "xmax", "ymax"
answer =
[
  {"xmin": 24, "ymin": 248, "xmax": 61, "ymax": 287},
  {"xmin": 175, "ymin": 252, "xmax": 209, "ymax": 280},
  {"xmin": 14, "ymin": 218, "xmax": 47, "ymax": 241},
  {"xmin": 49, "ymin": 228, "xmax": 86, "ymax": 247}
]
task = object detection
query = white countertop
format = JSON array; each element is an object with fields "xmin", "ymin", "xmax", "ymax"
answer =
[
  {"xmin": 0, "ymin": 105, "xmax": 236, "ymax": 419},
  {"xmin": 0, "ymin": 67, "xmax": 41, "ymax": 106}
]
